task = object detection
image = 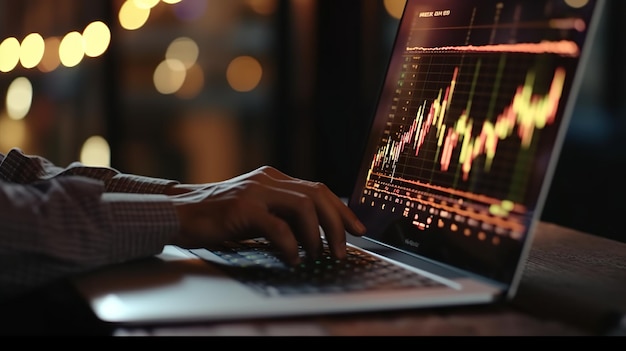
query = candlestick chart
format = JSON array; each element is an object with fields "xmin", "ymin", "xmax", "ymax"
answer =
[{"xmin": 360, "ymin": 44, "xmax": 576, "ymax": 241}]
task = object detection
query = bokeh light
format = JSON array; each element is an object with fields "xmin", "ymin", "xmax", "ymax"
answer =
[
  {"xmin": 83, "ymin": 21, "xmax": 111, "ymax": 58},
  {"xmin": 59, "ymin": 31, "xmax": 85, "ymax": 68},
  {"xmin": 226, "ymin": 55, "xmax": 263, "ymax": 93},
  {"xmin": 119, "ymin": 0, "xmax": 151, "ymax": 30},
  {"xmin": 166, "ymin": 37, "xmax": 199, "ymax": 69},
  {"xmin": 0, "ymin": 115, "xmax": 27, "ymax": 152},
  {"xmin": 565, "ymin": 0, "xmax": 589, "ymax": 9},
  {"xmin": 38, "ymin": 37, "xmax": 61, "ymax": 73},
  {"xmin": 0, "ymin": 37, "xmax": 20, "ymax": 73},
  {"xmin": 247, "ymin": 0, "xmax": 278, "ymax": 16},
  {"xmin": 384, "ymin": 0, "xmax": 406, "ymax": 19},
  {"xmin": 80, "ymin": 135, "xmax": 111, "ymax": 167},
  {"xmin": 154, "ymin": 59, "xmax": 187, "ymax": 95},
  {"xmin": 6, "ymin": 77, "xmax": 33, "ymax": 121},
  {"xmin": 20, "ymin": 33, "xmax": 45, "ymax": 69}
]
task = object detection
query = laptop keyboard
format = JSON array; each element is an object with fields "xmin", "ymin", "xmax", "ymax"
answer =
[{"xmin": 193, "ymin": 238, "xmax": 445, "ymax": 297}]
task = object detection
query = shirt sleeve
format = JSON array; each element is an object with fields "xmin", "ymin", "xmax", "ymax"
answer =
[
  {"xmin": 0, "ymin": 148, "xmax": 181, "ymax": 301},
  {"xmin": 0, "ymin": 148, "xmax": 179, "ymax": 194}
]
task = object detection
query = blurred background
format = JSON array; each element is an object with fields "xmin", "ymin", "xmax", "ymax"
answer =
[{"xmin": 0, "ymin": 0, "xmax": 623, "ymax": 243}]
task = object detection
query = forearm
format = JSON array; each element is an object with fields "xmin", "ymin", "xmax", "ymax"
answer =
[
  {"xmin": 0, "ymin": 148, "xmax": 180, "ymax": 194},
  {"xmin": 0, "ymin": 177, "xmax": 179, "ymax": 301}
]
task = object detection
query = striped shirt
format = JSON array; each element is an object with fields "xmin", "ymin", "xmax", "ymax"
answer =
[{"xmin": 0, "ymin": 148, "xmax": 180, "ymax": 301}]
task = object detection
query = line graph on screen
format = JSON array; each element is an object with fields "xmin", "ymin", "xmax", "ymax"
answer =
[{"xmin": 362, "ymin": 43, "xmax": 576, "ymax": 238}]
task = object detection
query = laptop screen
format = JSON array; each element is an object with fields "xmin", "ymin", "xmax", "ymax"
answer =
[{"xmin": 349, "ymin": 0, "xmax": 601, "ymax": 284}]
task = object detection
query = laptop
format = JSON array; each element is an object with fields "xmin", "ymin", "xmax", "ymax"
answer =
[{"xmin": 73, "ymin": 0, "xmax": 604, "ymax": 325}]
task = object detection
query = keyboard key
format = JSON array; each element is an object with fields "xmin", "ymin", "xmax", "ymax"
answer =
[{"xmin": 196, "ymin": 238, "xmax": 444, "ymax": 297}]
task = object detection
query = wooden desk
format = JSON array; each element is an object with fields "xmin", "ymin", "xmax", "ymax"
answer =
[
  {"xmin": 2, "ymin": 222, "xmax": 624, "ymax": 336},
  {"xmin": 114, "ymin": 222, "xmax": 626, "ymax": 336}
]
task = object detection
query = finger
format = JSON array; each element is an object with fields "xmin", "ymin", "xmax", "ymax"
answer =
[
  {"xmin": 303, "ymin": 183, "xmax": 350, "ymax": 259},
  {"xmin": 244, "ymin": 208, "xmax": 302, "ymax": 266},
  {"xmin": 229, "ymin": 179, "xmax": 324, "ymax": 262},
  {"xmin": 262, "ymin": 187, "xmax": 325, "ymax": 260},
  {"xmin": 263, "ymin": 178, "xmax": 348, "ymax": 259},
  {"xmin": 242, "ymin": 168, "xmax": 326, "ymax": 257},
  {"xmin": 327, "ymin": 191, "xmax": 367, "ymax": 237}
]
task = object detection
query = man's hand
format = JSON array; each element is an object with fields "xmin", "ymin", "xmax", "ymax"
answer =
[{"xmin": 166, "ymin": 166, "xmax": 366, "ymax": 265}]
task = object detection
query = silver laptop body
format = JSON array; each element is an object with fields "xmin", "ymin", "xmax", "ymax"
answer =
[{"xmin": 74, "ymin": 0, "xmax": 604, "ymax": 325}]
